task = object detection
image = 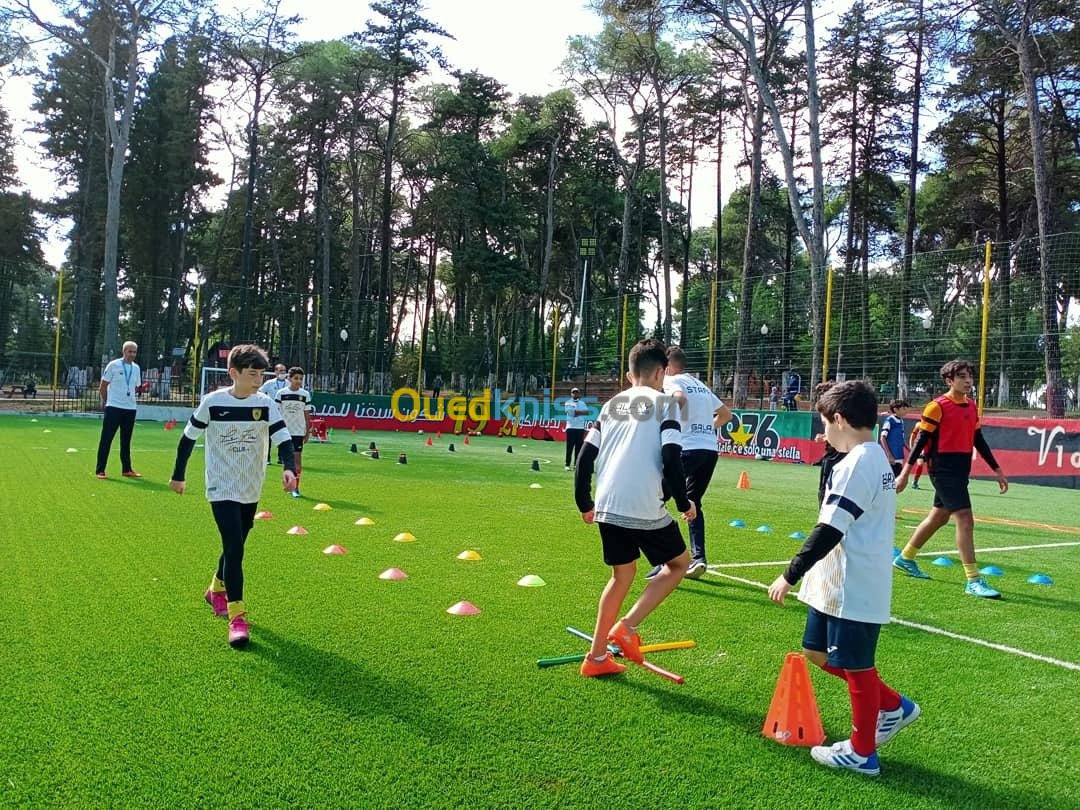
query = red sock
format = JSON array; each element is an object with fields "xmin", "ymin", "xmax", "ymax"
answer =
[
  {"xmin": 818, "ymin": 661, "xmax": 847, "ymax": 680},
  {"xmin": 845, "ymin": 668, "xmax": 881, "ymax": 757},
  {"xmin": 878, "ymin": 674, "xmax": 902, "ymax": 712}
]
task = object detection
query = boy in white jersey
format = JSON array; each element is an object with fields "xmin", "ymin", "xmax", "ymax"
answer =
[
  {"xmin": 275, "ymin": 367, "xmax": 313, "ymax": 498},
  {"xmin": 768, "ymin": 380, "xmax": 919, "ymax": 776},
  {"xmin": 647, "ymin": 346, "xmax": 731, "ymax": 579},
  {"xmin": 169, "ymin": 345, "xmax": 297, "ymax": 649},
  {"xmin": 574, "ymin": 339, "xmax": 696, "ymax": 677}
]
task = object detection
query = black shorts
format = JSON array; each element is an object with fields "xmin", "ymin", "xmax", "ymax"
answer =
[
  {"xmin": 598, "ymin": 521, "xmax": 686, "ymax": 567},
  {"xmin": 291, "ymin": 435, "xmax": 306, "ymax": 453},
  {"xmin": 891, "ymin": 461, "xmax": 903, "ymax": 477},
  {"xmin": 802, "ymin": 606, "xmax": 881, "ymax": 670},
  {"xmin": 930, "ymin": 472, "xmax": 971, "ymax": 512}
]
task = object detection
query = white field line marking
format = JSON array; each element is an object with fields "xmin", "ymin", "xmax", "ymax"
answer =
[
  {"xmin": 712, "ymin": 541, "xmax": 1080, "ymax": 570},
  {"xmin": 705, "ymin": 568, "xmax": 1080, "ymax": 672},
  {"xmin": 918, "ymin": 541, "xmax": 1080, "ymax": 556}
]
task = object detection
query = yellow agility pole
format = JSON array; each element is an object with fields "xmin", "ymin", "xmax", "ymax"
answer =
[
  {"xmin": 191, "ymin": 282, "xmax": 201, "ymax": 407},
  {"xmin": 51, "ymin": 270, "xmax": 64, "ymax": 408},
  {"xmin": 707, "ymin": 279, "xmax": 718, "ymax": 389},
  {"xmin": 619, "ymin": 293, "xmax": 629, "ymax": 388},
  {"xmin": 550, "ymin": 303, "xmax": 559, "ymax": 406},
  {"xmin": 822, "ymin": 266, "xmax": 834, "ymax": 381},
  {"xmin": 977, "ymin": 240, "xmax": 992, "ymax": 417}
]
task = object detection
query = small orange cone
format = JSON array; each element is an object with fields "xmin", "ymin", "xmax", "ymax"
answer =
[
  {"xmin": 463, "ymin": 436, "xmax": 470, "ymax": 445},
  {"xmin": 437, "ymin": 431, "xmax": 442, "ymax": 440},
  {"xmin": 426, "ymin": 436, "xmax": 433, "ymax": 446},
  {"xmin": 737, "ymin": 470, "xmax": 751, "ymax": 489},
  {"xmin": 762, "ymin": 653, "xmax": 825, "ymax": 746}
]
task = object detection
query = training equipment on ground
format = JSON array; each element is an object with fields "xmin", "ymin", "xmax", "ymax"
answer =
[
  {"xmin": 354, "ymin": 517, "xmax": 376, "ymax": 526},
  {"xmin": 536, "ymin": 640, "xmax": 696, "ymax": 668},
  {"xmin": 506, "ymin": 445, "xmax": 513, "ymax": 453},
  {"xmin": 457, "ymin": 549, "xmax": 482, "ymax": 561},
  {"xmin": 255, "ymin": 511, "xmax": 273, "ymax": 520},
  {"xmin": 286, "ymin": 526, "xmax": 308, "ymax": 536},
  {"xmin": 426, "ymin": 437, "xmax": 433, "ymax": 446},
  {"xmin": 565, "ymin": 626, "xmax": 684, "ymax": 684},
  {"xmin": 350, "ymin": 443, "xmax": 358, "ymax": 454},
  {"xmin": 1028, "ymin": 573, "xmax": 1053, "ymax": 585},
  {"xmin": 980, "ymin": 565, "xmax": 1004, "ymax": 577},
  {"xmin": 729, "ymin": 519, "xmax": 746, "ymax": 528},
  {"xmin": 762, "ymin": 652, "xmax": 826, "ymax": 746},
  {"xmin": 517, "ymin": 575, "xmax": 546, "ymax": 587},
  {"xmin": 531, "ymin": 460, "xmax": 540, "ymax": 471},
  {"xmin": 313, "ymin": 503, "xmax": 332, "ymax": 511},
  {"xmin": 789, "ymin": 531, "xmax": 806, "ymax": 540},
  {"xmin": 371, "ymin": 449, "xmax": 380, "ymax": 459},
  {"xmin": 529, "ymin": 483, "xmax": 542, "ymax": 489},
  {"xmin": 323, "ymin": 545, "xmax": 347, "ymax": 555},
  {"xmin": 379, "ymin": 568, "xmax": 408, "ymax": 580},
  {"xmin": 463, "ymin": 436, "xmax": 470, "ymax": 445},
  {"xmin": 446, "ymin": 600, "xmax": 480, "ymax": 616},
  {"xmin": 932, "ymin": 556, "xmax": 955, "ymax": 567},
  {"xmin": 736, "ymin": 471, "xmax": 750, "ymax": 489},
  {"xmin": 394, "ymin": 532, "xmax": 417, "ymax": 543},
  {"xmin": 369, "ymin": 441, "xmax": 377, "ymax": 450},
  {"xmin": 448, "ymin": 443, "xmax": 455, "ymax": 452},
  {"xmin": 397, "ymin": 453, "xmax": 407, "ymax": 464},
  {"xmin": 756, "ymin": 525, "xmax": 773, "ymax": 533}
]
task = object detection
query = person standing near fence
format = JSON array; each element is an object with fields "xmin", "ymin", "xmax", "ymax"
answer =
[
  {"xmin": 259, "ymin": 363, "xmax": 289, "ymax": 464},
  {"xmin": 564, "ymin": 387, "xmax": 589, "ymax": 470},
  {"xmin": 95, "ymin": 341, "xmax": 142, "ymax": 479}
]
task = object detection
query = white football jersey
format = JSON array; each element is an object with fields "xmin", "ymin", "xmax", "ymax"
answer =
[
  {"xmin": 275, "ymin": 387, "xmax": 313, "ymax": 436},
  {"xmin": 798, "ymin": 441, "xmax": 896, "ymax": 624},
  {"xmin": 102, "ymin": 358, "xmax": 140, "ymax": 410},
  {"xmin": 583, "ymin": 386, "xmax": 682, "ymax": 529},
  {"xmin": 663, "ymin": 372, "xmax": 724, "ymax": 451},
  {"xmin": 183, "ymin": 388, "xmax": 292, "ymax": 503}
]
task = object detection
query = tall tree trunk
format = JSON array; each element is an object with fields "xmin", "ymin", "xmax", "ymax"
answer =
[
  {"xmin": 238, "ymin": 81, "xmax": 263, "ymax": 344},
  {"xmin": 1015, "ymin": 9, "xmax": 1064, "ymax": 417},
  {"xmin": 734, "ymin": 92, "xmax": 764, "ymax": 408},
  {"xmin": 655, "ymin": 90, "xmax": 673, "ymax": 342},
  {"xmin": 994, "ymin": 103, "xmax": 1011, "ymax": 407},
  {"xmin": 898, "ymin": 0, "xmax": 923, "ymax": 399},
  {"xmin": 375, "ymin": 81, "xmax": 402, "ymax": 392}
]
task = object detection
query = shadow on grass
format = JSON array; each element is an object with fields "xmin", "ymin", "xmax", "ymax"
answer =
[
  {"xmin": 251, "ymin": 627, "xmax": 461, "ymax": 743},
  {"xmin": 875, "ymin": 757, "xmax": 1060, "ymax": 809},
  {"xmin": 676, "ymin": 578, "xmax": 774, "ymax": 608},
  {"xmin": 621, "ymin": 676, "xmax": 763, "ymax": 735}
]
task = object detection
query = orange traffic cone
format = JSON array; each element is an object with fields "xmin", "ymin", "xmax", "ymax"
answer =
[
  {"xmin": 737, "ymin": 470, "xmax": 751, "ymax": 489},
  {"xmin": 425, "ymin": 436, "xmax": 433, "ymax": 446},
  {"xmin": 437, "ymin": 431, "xmax": 442, "ymax": 440},
  {"xmin": 762, "ymin": 653, "xmax": 825, "ymax": 746}
]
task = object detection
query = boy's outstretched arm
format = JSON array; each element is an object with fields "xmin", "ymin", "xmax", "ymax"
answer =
[{"xmin": 768, "ymin": 523, "xmax": 844, "ymax": 605}]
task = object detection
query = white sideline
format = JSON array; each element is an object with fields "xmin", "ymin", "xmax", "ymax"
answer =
[
  {"xmin": 711, "ymin": 540, "xmax": 1080, "ymax": 570},
  {"xmin": 705, "ymin": 568, "xmax": 1080, "ymax": 672}
]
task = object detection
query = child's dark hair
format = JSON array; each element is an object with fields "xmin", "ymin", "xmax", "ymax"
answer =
[
  {"xmin": 629, "ymin": 338, "xmax": 669, "ymax": 378},
  {"xmin": 889, "ymin": 398, "xmax": 910, "ymax": 412},
  {"xmin": 665, "ymin": 345, "xmax": 687, "ymax": 368},
  {"xmin": 940, "ymin": 359, "xmax": 974, "ymax": 382},
  {"xmin": 228, "ymin": 344, "xmax": 270, "ymax": 371},
  {"xmin": 816, "ymin": 380, "xmax": 878, "ymax": 429},
  {"xmin": 288, "ymin": 366, "xmax": 305, "ymax": 378},
  {"xmin": 813, "ymin": 380, "xmax": 835, "ymax": 400}
]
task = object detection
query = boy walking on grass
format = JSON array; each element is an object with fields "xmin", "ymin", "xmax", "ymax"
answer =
[
  {"xmin": 574, "ymin": 339, "xmax": 696, "ymax": 677},
  {"xmin": 169, "ymin": 344, "xmax": 298, "ymax": 649},
  {"xmin": 274, "ymin": 367, "xmax": 313, "ymax": 499},
  {"xmin": 769, "ymin": 381, "xmax": 919, "ymax": 775},
  {"xmin": 892, "ymin": 360, "xmax": 1008, "ymax": 599}
]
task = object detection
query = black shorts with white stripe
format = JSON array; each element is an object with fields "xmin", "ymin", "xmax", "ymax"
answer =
[{"xmin": 597, "ymin": 521, "xmax": 686, "ymax": 567}]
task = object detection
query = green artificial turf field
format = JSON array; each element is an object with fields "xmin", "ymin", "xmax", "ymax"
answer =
[{"xmin": 2, "ymin": 413, "xmax": 1078, "ymax": 808}]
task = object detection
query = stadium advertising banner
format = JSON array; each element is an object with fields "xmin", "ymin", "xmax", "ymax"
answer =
[
  {"xmin": 912, "ymin": 415, "xmax": 1080, "ymax": 490},
  {"xmin": 310, "ymin": 390, "xmax": 582, "ymax": 440},
  {"xmin": 719, "ymin": 410, "xmax": 822, "ymax": 465}
]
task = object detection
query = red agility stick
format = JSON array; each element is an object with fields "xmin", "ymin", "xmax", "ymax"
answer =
[{"xmin": 566, "ymin": 626, "xmax": 685, "ymax": 684}]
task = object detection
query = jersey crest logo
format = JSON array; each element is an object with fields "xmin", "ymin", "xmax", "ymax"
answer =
[{"xmin": 252, "ymin": 408, "xmax": 262, "ymax": 421}]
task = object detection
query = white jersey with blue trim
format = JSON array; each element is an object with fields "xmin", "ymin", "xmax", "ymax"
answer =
[
  {"xmin": 183, "ymin": 388, "xmax": 292, "ymax": 503},
  {"xmin": 663, "ymin": 372, "xmax": 723, "ymax": 451},
  {"xmin": 798, "ymin": 441, "xmax": 896, "ymax": 624},
  {"xmin": 582, "ymin": 385, "xmax": 682, "ymax": 529}
]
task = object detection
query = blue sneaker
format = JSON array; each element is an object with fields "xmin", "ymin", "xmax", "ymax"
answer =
[
  {"xmin": 877, "ymin": 696, "xmax": 921, "ymax": 746},
  {"xmin": 645, "ymin": 564, "xmax": 663, "ymax": 580},
  {"xmin": 810, "ymin": 739, "xmax": 880, "ymax": 776},
  {"xmin": 965, "ymin": 576, "xmax": 1001, "ymax": 599},
  {"xmin": 893, "ymin": 556, "xmax": 930, "ymax": 579}
]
